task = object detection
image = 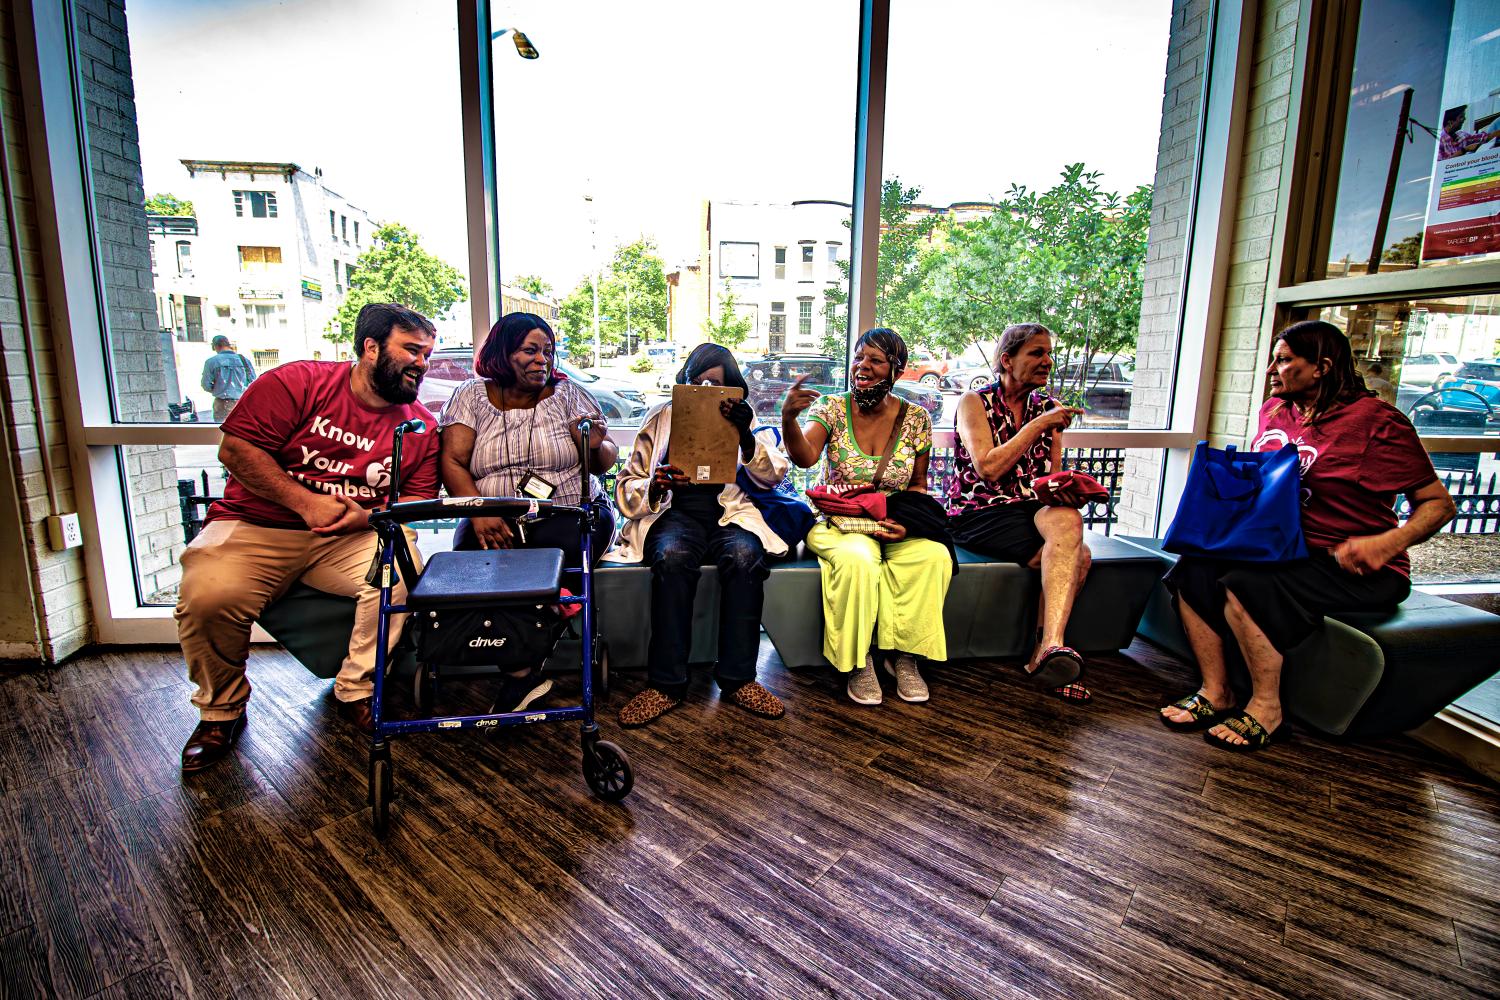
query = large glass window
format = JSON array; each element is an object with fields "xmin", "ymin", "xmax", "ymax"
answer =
[
  {"xmin": 489, "ymin": 2, "xmax": 856, "ymax": 400},
  {"xmin": 1301, "ymin": 293, "xmax": 1499, "ymax": 586},
  {"xmin": 90, "ymin": 0, "xmax": 468, "ymax": 426},
  {"xmin": 1323, "ymin": 0, "xmax": 1500, "ymax": 280},
  {"xmin": 878, "ymin": 0, "xmax": 1186, "ymax": 431}
]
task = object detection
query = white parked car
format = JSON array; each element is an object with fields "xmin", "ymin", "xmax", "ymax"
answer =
[{"xmin": 1398, "ymin": 353, "xmax": 1459, "ymax": 387}]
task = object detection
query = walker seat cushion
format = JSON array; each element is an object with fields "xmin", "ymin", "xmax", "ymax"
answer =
[{"xmin": 408, "ymin": 549, "xmax": 563, "ymax": 609}]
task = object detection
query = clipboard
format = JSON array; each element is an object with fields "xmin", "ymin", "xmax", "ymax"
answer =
[{"xmin": 668, "ymin": 383, "xmax": 744, "ymax": 485}]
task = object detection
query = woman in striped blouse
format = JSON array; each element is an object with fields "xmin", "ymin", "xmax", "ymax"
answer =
[{"xmin": 438, "ymin": 312, "xmax": 618, "ymax": 711}]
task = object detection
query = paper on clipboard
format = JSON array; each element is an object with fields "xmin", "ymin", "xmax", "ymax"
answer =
[{"xmin": 668, "ymin": 383, "xmax": 744, "ymax": 485}]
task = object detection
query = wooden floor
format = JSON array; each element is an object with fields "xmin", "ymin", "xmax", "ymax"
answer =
[{"xmin": 2, "ymin": 639, "xmax": 1499, "ymax": 1000}]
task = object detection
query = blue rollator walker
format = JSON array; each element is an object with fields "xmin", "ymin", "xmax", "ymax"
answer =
[{"xmin": 364, "ymin": 417, "xmax": 632, "ymax": 835}]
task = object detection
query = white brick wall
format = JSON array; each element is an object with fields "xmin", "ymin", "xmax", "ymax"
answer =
[
  {"xmin": 0, "ymin": 4, "xmax": 92, "ymax": 660},
  {"xmin": 1117, "ymin": 0, "xmax": 1211, "ymax": 537},
  {"xmin": 1117, "ymin": 0, "xmax": 1300, "ymax": 536},
  {"xmin": 74, "ymin": 0, "xmax": 186, "ymax": 597}
]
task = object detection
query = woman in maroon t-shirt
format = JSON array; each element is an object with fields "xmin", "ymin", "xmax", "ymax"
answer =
[{"xmin": 1160, "ymin": 321, "xmax": 1456, "ymax": 751}]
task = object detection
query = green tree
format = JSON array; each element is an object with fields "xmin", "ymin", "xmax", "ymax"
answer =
[
  {"xmin": 331, "ymin": 223, "xmax": 467, "ymax": 343},
  {"xmin": 917, "ymin": 163, "xmax": 1151, "ymax": 394},
  {"xmin": 145, "ymin": 192, "xmax": 194, "ymax": 217},
  {"xmin": 599, "ymin": 238, "xmax": 668, "ymax": 354},
  {"xmin": 703, "ymin": 280, "xmax": 753, "ymax": 350},
  {"xmin": 1382, "ymin": 234, "xmax": 1422, "ymax": 267},
  {"xmin": 513, "ymin": 273, "xmax": 553, "ymax": 297},
  {"xmin": 556, "ymin": 277, "xmax": 602, "ymax": 366},
  {"xmin": 821, "ymin": 177, "xmax": 941, "ymax": 361}
]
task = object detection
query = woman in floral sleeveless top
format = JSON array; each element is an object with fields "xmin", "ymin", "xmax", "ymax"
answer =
[
  {"xmin": 781, "ymin": 328, "xmax": 953, "ymax": 706},
  {"xmin": 948, "ymin": 323, "xmax": 1093, "ymax": 700}
]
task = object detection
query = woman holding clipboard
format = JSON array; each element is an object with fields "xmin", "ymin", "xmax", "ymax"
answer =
[{"xmin": 611, "ymin": 343, "xmax": 793, "ymax": 728}]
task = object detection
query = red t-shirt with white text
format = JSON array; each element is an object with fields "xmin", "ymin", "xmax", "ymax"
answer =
[
  {"xmin": 208, "ymin": 361, "xmax": 440, "ymax": 528},
  {"xmin": 1251, "ymin": 395, "xmax": 1436, "ymax": 576}
]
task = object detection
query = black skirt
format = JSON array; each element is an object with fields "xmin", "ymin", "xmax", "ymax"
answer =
[
  {"xmin": 1164, "ymin": 548, "xmax": 1410, "ymax": 653},
  {"xmin": 948, "ymin": 500, "xmax": 1045, "ymax": 564}
]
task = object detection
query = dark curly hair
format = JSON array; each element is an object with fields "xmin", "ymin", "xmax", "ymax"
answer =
[{"xmin": 475, "ymin": 312, "xmax": 557, "ymax": 387}]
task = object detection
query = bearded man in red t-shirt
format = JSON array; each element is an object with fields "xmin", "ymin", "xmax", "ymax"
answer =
[{"xmin": 176, "ymin": 303, "xmax": 442, "ymax": 772}]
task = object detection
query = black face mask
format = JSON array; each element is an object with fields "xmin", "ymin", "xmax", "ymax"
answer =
[
  {"xmin": 851, "ymin": 378, "xmax": 894, "ymax": 410},
  {"xmin": 372, "ymin": 349, "xmax": 423, "ymax": 404}
]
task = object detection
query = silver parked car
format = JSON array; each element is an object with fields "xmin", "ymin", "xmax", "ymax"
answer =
[{"xmin": 419, "ymin": 349, "xmax": 649, "ymax": 424}]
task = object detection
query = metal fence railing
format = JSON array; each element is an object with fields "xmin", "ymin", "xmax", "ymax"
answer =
[{"xmin": 177, "ymin": 451, "xmax": 1495, "ymax": 545}]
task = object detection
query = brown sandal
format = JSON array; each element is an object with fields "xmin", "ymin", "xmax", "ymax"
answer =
[
  {"xmin": 725, "ymin": 681, "xmax": 785, "ymax": 719},
  {"xmin": 618, "ymin": 688, "xmax": 681, "ymax": 728}
]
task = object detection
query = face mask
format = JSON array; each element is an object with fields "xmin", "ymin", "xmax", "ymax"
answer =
[{"xmin": 851, "ymin": 378, "xmax": 893, "ymax": 410}]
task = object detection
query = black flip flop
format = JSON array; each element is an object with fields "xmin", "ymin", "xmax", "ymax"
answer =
[
  {"xmin": 1203, "ymin": 711, "xmax": 1290, "ymax": 753},
  {"xmin": 1159, "ymin": 691, "xmax": 1229, "ymax": 732},
  {"xmin": 1027, "ymin": 645, "xmax": 1083, "ymax": 688}
]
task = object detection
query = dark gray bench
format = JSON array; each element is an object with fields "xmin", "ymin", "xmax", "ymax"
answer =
[
  {"xmin": 1119, "ymin": 536, "xmax": 1500, "ymax": 738},
  {"xmin": 260, "ymin": 531, "xmax": 1168, "ymax": 680}
]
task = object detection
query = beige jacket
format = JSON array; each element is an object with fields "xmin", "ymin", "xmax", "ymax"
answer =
[{"xmin": 607, "ymin": 402, "xmax": 792, "ymax": 563}]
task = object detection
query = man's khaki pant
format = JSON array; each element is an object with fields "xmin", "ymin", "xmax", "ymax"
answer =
[{"xmin": 175, "ymin": 519, "xmax": 420, "ymax": 721}]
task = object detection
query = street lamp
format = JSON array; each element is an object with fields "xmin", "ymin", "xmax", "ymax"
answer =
[
  {"xmin": 491, "ymin": 27, "xmax": 539, "ymax": 59},
  {"xmin": 586, "ymin": 192, "xmax": 600, "ymax": 366}
]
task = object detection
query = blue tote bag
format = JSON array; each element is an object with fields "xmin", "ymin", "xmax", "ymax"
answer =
[
  {"xmin": 1162, "ymin": 441, "xmax": 1308, "ymax": 562},
  {"xmin": 736, "ymin": 427, "xmax": 816, "ymax": 549}
]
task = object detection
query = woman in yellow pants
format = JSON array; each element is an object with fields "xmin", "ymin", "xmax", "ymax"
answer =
[{"xmin": 781, "ymin": 328, "xmax": 952, "ymax": 705}]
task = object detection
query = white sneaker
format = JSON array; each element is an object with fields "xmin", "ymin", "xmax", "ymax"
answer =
[
  {"xmin": 846, "ymin": 655, "xmax": 883, "ymax": 705},
  {"xmin": 883, "ymin": 653, "xmax": 930, "ymax": 703}
]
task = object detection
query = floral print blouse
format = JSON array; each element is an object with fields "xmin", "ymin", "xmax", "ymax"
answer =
[
  {"xmin": 805, "ymin": 393, "xmax": 932, "ymax": 493},
  {"xmin": 947, "ymin": 385, "xmax": 1054, "ymax": 514}
]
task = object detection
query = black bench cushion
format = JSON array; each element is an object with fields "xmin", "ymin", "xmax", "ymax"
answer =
[{"xmin": 407, "ymin": 549, "xmax": 563, "ymax": 609}]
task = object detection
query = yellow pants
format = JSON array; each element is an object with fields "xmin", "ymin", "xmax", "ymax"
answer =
[{"xmin": 804, "ymin": 522, "xmax": 953, "ymax": 673}]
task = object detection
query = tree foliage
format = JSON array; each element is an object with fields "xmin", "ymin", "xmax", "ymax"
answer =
[
  {"xmin": 331, "ymin": 223, "xmax": 467, "ymax": 343},
  {"xmin": 916, "ymin": 163, "xmax": 1151, "ymax": 392},
  {"xmin": 512, "ymin": 273, "xmax": 553, "ymax": 297},
  {"xmin": 145, "ymin": 192, "xmax": 194, "ymax": 217},
  {"xmin": 600, "ymin": 238, "xmax": 668, "ymax": 352},
  {"xmin": 553, "ymin": 237, "xmax": 669, "ymax": 365},
  {"xmin": 703, "ymin": 280, "xmax": 753, "ymax": 349},
  {"xmin": 556, "ymin": 277, "xmax": 598, "ymax": 366},
  {"xmin": 821, "ymin": 177, "xmax": 939, "ymax": 361}
]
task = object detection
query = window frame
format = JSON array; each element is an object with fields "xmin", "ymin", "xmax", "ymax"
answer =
[{"xmin": 15, "ymin": 0, "xmax": 1250, "ymax": 639}]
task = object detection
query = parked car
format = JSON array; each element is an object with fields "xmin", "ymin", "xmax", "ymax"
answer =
[
  {"xmin": 1398, "ymin": 353, "xmax": 1460, "ymax": 387},
  {"xmin": 418, "ymin": 349, "xmax": 649, "ymax": 423},
  {"xmin": 1407, "ymin": 380, "xmax": 1500, "ymax": 437},
  {"xmin": 941, "ymin": 365, "xmax": 996, "ymax": 392},
  {"xmin": 1450, "ymin": 359, "xmax": 1500, "ymax": 387},
  {"xmin": 742, "ymin": 354, "xmax": 943, "ymax": 424},
  {"xmin": 900, "ymin": 348, "xmax": 949, "ymax": 386},
  {"xmin": 941, "ymin": 359, "xmax": 1134, "ymax": 422}
]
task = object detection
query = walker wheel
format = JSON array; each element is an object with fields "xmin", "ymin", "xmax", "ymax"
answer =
[
  {"xmin": 583, "ymin": 740, "xmax": 633, "ymax": 802},
  {"xmin": 412, "ymin": 663, "xmax": 435, "ymax": 712},
  {"xmin": 370, "ymin": 754, "xmax": 393, "ymax": 837}
]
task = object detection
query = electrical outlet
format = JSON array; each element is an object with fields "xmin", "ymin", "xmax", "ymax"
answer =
[{"xmin": 45, "ymin": 513, "xmax": 83, "ymax": 551}]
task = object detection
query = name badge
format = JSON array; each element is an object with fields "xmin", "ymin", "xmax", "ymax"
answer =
[{"xmin": 517, "ymin": 471, "xmax": 556, "ymax": 501}]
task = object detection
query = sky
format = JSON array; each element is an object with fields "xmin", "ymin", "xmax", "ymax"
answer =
[{"xmin": 126, "ymin": 0, "xmax": 1172, "ymax": 300}]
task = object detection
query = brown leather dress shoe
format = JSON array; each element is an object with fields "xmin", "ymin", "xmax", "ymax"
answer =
[
  {"xmin": 181, "ymin": 712, "xmax": 247, "ymax": 773},
  {"xmin": 333, "ymin": 695, "xmax": 375, "ymax": 733}
]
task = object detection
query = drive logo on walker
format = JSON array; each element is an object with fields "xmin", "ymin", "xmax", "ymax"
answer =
[{"xmin": 206, "ymin": 360, "xmax": 440, "ymax": 529}]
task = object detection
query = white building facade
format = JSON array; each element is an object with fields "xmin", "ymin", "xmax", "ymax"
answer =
[
  {"xmin": 148, "ymin": 159, "xmax": 373, "ymax": 414},
  {"xmin": 686, "ymin": 199, "xmax": 853, "ymax": 356}
]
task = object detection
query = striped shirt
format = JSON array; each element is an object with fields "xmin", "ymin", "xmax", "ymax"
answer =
[{"xmin": 438, "ymin": 377, "xmax": 604, "ymax": 505}]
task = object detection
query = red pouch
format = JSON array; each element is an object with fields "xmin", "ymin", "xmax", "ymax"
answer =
[{"xmin": 1034, "ymin": 471, "xmax": 1111, "ymax": 508}]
